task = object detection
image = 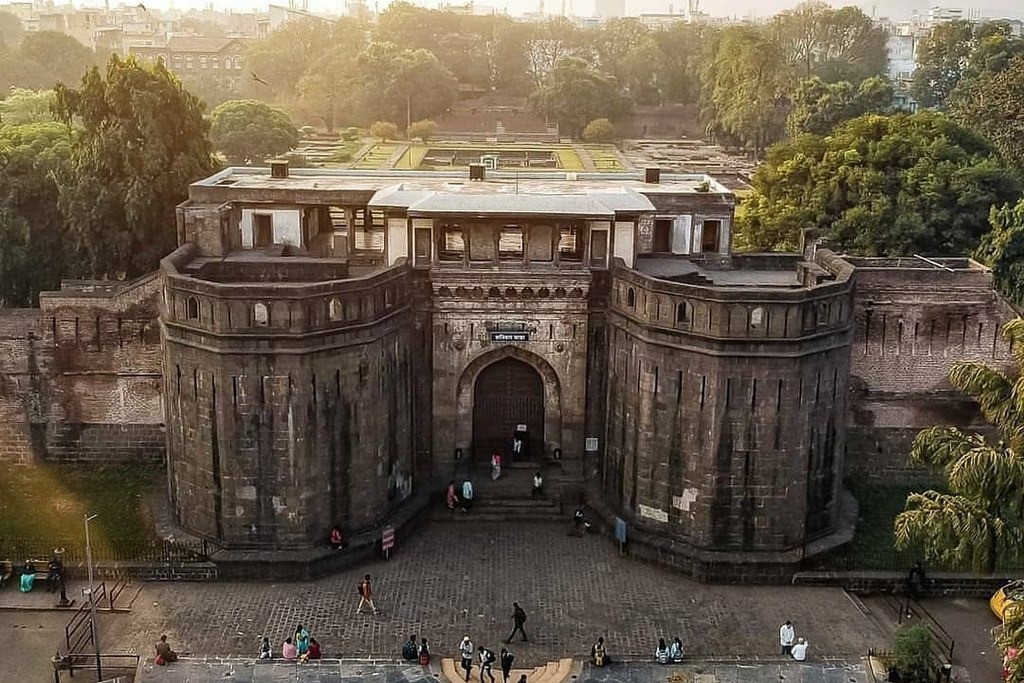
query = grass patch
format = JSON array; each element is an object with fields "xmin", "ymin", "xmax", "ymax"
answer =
[
  {"xmin": 0, "ymin": 462, "xmax": 162, "ymax": 556},
  {"xmin": 839, "ymin": 480, "xmax": 920, "ymax": 569},
  {"xmin": 583, "ymin": 144, "xmax": 626, "ymax": 171}
]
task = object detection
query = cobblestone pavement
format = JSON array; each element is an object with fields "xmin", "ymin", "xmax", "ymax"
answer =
[
  {"xmin": 137, "ymin": 659, "xmax": 870, "ymax": 683},
  {"xmin": 118, "ymin": 522, "xmax": 884, "ymax": 666}
]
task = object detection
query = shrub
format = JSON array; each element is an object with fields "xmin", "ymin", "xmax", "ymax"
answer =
[
  {"xmin": 342, "ymin": 126, "xmax": 361, "ymax": 141},
  {"xmin": 370, "ymin": 121, "xmax": 399, "ymax": 141},
  {"xmin": 328, "ymin": 149, "xmax": 353, "ymax": 163},
  {"xmin": 300, "ymin": 125, "xmax": 315, "ymax": 137},
  {"xmin": 407, "ymin": 119, "xmax": 438, "ymax": 141},
  {"xmin": 582, "ymin": 118, "xmax": 616, "ymax": 143},
  {"xmin": 282, "ymin": 152, "xmax": 309, "ymax": 168},
  {"xmin": 886, "ymin": 625, "xmax": 933, "ymax": 683}
]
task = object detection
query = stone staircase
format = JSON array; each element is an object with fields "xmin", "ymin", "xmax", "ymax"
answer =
[
  {"xmin": 440, "ymin": 657, "xmax": 576, "ymax": 683},
  {"xmin": 430, "ymin": 468, "xmax": 566, "ymax": 523}
]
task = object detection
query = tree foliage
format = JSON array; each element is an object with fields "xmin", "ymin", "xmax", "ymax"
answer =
[
  {"xmin": 210, "ymin": 99, "xmax": 298, "ymax": 164},
  {"xmin": 737, "ymin": 112, "xmax": 1020, "ymax": 254},
  {"xmin": 370, "ymin": 121, "xmax": 399, "ymax": 141},
  {"xmin": 786, "ymin": 75, "xmax": 893, "ymax": 136},
  {"xmin": 894, "ymin": 319, "xmax": 1024, "ymax": 573},
  {"xmin": 531, "ymin": 56, "xmax": 628, "ymax": 139},
  {"xmin": 770, "ymin": 1, "xmax": 888, "ymax": 83},
  {"xmin": 700, "ymin": 26, "xmax": 792, "ymax": 154},
  {"xmin": 20, "ymin": 30, "xmax": 95, "ymax": 85},
  {"xmin": 0, "ymin": 88, "xmax": 55, "ymax": 126},
  {"xmin": 887, "ymin": 625, "xmax": 933, "ymax": 683},
  {"xmin": 0, "ymin": 122, "xmax": 70, "ymax": 306},
  {"xmin": 0, "ymin": 10, "xmax": 23, "ymax": 48},
  {"xmin": 407, "ymin": 119, "xmax": 437, "ymax": 141},
  {"xmin": 999, "ymin": 602, "xmax": 1024, "ymax": 683},
  {"xmin": 949, "ymin": 54, "xmax": 1024, "ymax": 169},
  {"xmin": 357, "ymin": 42, "xmax": 458, "ymax": 129},
  {"xmin": 53, "ymin": 55, "xmax": 216, "ymax": 279},
  {"xmin": 582, "ymin": 118, "xmax": 616, "ymax": 143},
  {"xmin": 975, "ymin": 200, "xmax": 1024, "ymax": 311}
]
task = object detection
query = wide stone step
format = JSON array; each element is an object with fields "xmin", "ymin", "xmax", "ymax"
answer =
[{"xmin": 440, "ymin": 657, "xmax": 574, "ymax": 683}]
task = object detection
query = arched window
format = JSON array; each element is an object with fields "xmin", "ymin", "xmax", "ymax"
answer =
[
  {"xmin": 626, "ymin": 287, "xmax": 636, "ymax": 308},
  {"xmin": 328, "ymin": 298, "xmax": 343, "ymax": 321},
  {"xmin": 185, "ymin": 55, "xmax": 194, "ymax": 70},
  {"xmin": 185, "ymin": 296, "xmax": 199, "ymax": 320},
  {"xmin": 750, "ymin": 306, "xmax": 765, "ymax": 329},
  {"xmin": 224, "ymin": 56, "xmax": 232, "ymax": 69},
  {"xmin": 676, "ymin": 301, "xmax": 692, "ymax": 325},
  {"xmin": 817, "ymin": 301, "xmax": 830, "ymax": 326},
  {"xmin": 253, "ymin": 303, "xmax": 269, "ymax": 327},
  {"xmin": 232, "ymin": 55, "xmax": 242, "ymax": 70}
]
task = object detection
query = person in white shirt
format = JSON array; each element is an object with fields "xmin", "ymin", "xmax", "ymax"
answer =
[
  {"xmin": 779, "ymin": 620, "xmax": 795, "ymax": 655},
  {"xmin": 791, "ymin": 637, "xmax": 808, "ymax": 661}
]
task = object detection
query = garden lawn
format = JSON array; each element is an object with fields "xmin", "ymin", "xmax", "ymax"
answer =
[{"xmin": 0, "ymin": 462, "xmax": 162, "ymax": 555}]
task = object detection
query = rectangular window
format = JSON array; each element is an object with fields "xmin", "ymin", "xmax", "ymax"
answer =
[
  {"xmin": 353, "ymin": 208, "xmax": 385, "ymax": 251},
  {"xmin": 499, "ymin": 226, "xmax": 524, "ymax": 261},
  {"xmin": 558, "ymin": 225, "xmax": 583, "ymax": 262},
  {"xmin": 438, "ymin": 225, "xmax": 465, "ymax": 262},
  {"xmin": 253, "ymin": 214, "xmax": 273, "ymax": 247},
  {"xmin": 653, "ymin": 219, "xmax": 672, "ymax": 252},
  {"xmin": 590, "ymin": 229, "xmax": 608, "ymax": 268},
  {"xmin": 469, "ymin": 224, "xmax": 494, "ymax": 262},
  {"xmin": 701, "ymin": 219, "xmax": 721, "ymax": 253},
  {"xmin": 528, "ymin": 224, "xmax": 553, "ymax": 261},
  {"xmin": 414, "ymin": 227, "xmax": 432, "ymax": 263}
]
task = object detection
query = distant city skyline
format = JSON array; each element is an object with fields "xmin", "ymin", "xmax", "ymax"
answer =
[{"xmin": 49, "ymin": 0, "xmax": 1024, "ymax": 20}]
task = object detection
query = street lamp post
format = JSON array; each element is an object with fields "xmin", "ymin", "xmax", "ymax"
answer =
[{"xmin": 83, "ymin": 514, "xmax": 102, "ymax": 680}]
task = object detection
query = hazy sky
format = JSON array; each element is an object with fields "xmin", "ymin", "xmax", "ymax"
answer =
[{"xmin": 79, "ymin": 0, "xmax": 1024, "ymax": 21}]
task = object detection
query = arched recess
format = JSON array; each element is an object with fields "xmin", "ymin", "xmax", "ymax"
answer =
[{"xmin": 455, "ymin": 346, "xmax": 562, "ymax": 459}]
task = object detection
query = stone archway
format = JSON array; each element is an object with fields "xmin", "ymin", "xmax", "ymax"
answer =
[
  {"xmin": 472, "ymin": 358, "xmax": 544, "ymax": 459},
  {"xmin": 456, "ymin": 347, "xmax": 562, "ymax": 460}
]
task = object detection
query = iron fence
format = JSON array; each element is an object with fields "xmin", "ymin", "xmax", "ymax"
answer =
[{"xmin": 0, "ymin": 537, "xmax": 211, "ymax": 566}]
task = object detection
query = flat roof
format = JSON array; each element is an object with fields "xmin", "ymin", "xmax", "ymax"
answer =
[
  {"xmin": 635, "ymin": 257, "xmax": 803, "ymax": 288},
  {"xmin": 193, "ymin": 167, "xmax": 733, "ymax": 197}
]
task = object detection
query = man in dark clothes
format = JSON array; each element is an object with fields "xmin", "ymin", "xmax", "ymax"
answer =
[{"xmin": 506, "ymin": 602, "xmax": 529, "ymax": 643}]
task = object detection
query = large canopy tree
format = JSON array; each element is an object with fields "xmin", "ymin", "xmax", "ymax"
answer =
[
  {"xmin": 356, "ymin": 41, "xmax": 458, "ymax": 129},
  {"xmin": 53, "ymin": 55, "xmax": 216, "ymax": 279},
  {"xmin": 785, "ymin": 75, "xmax": 892, "ymax": 136},
  {"xmin": 19, "ymin": 30, "xmax": 95, "ymax": 85},
  {"xmin": 530, "ymin": 56, "xmax": 628, "ymax": 139},
  {"xmin": 210, "ymin": 99, "xmax": 298, "ymax": 164},
  {"xmin": 975, "ymin": 199, "xmax": 1024, "ymax": 311},
  {"xmin": 950, "ymin": 54, "xmax": 1024, "ymax": 169},
  {"xmin": 894, "ymin": 319, "xmax": 1024, "ymax": 573},
  {"xmin": 736, "ymin": 112, "xmax": 1020, "ymax": 254},
  {"xmin": 0, "ymin": 122, "xmax": 70, "ymax": 306},
  {"xmin": 770, "ymin": 1, "xmax": 887, "ymax": 83}
]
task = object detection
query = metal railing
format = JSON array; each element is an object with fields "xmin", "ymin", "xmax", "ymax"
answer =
[{"xmin": 0, "ymin": 538, "xmax": 210, "ymax": 566}]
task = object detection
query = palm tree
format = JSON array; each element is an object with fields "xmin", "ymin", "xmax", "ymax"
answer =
[{"xmin": 894, "ymin": 319, "xmax": 1024, "ymax": 573}]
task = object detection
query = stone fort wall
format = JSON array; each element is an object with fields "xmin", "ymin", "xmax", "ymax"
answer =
[
  {"xmin": 845, "ymin": 260, "xmax": 1018, "ymax": 481},
  {"xmin": 0, "ymin": 276, "xmax": 164, "ymax": 464}
]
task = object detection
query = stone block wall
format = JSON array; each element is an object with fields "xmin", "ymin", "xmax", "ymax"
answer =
[
  {"xmin": 845, "ymin": 262, "xmax": 1017, "ymax": 480},
  {"xmin": 0, "ymin": 276, "xmax": 164, "ymax": 464},
  {"xmin": 602, "ymin": 260, "xmax": 854, "ymax": 555}
]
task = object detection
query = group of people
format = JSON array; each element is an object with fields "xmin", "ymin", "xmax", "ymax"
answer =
[
  {"xmin": 402, "ymin": 634, "xmax": 432, "ymax": 665},
  {"xmin": 455, "ymin": 602, "xmax": 530, "ymax": 683},
  {"xmin": 15, "ymin": 555, "xmax": 64, "ymax": 593},
  {"xmin": 779, "ymin": 620, "xmax": 809, "ymax": 661},
  {"xmin": 276, "ymin": 624, "xmax": 322, "ymax": 661},
  {"xmin": 653, "ymin": 637, "xmax": 684, "ymax": 664}
]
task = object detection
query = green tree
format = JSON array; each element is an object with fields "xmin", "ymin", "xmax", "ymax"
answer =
[
  {"xmin": 887, "ymin": 624, "xmax": 933, "ymax": 683},
  {"xmin": 530, "ymin": 56, "xmax": 628, "ymax": 139},
  {"xmin": 589, "ymin": 18, "xmax": 659, "ymax": 104},
  {"xmin": 770, "ymin": 1, "xmax": 887, "ymax": 83},
  {"xmin": 369, "ymin": 121, "xmax": 399, "ymax": 141},
  {"xmin": 244, "ymin": 17, "xmax": 337, "ymax": 100},
  {"xmin": 649, "ymin": 22, "xmax": 710, "ymax": 104},
  {"xmin": 407, "ymin": 119, "xmax": 437, "ymax": 141},
  {"xmin": 999, "ymin": 604, "xmax": 1023, "ymax": 683},
  {"xmin": 210, "ymin": 100, "xmax": 299, "ymax": 164},
  {"xmin": 0, "ymin": 88, "xmax": 55, "ymax": 125},
  {"xmin": 700, "ymin": 26, "xmax": 792, "ymax": 155},
  {"xmin": 0, "ymin": 122, "xmax": 70, "ymax": 306},
  {"xmin": 356, "ymin": 42, "xmax": 458, "ymax": 130},
  {"xmin": 295, "ymin": 39, "xmax": 363, "ymax": 132},
  {"xmin": 894, "ymin": 318, "xmax": 1024, "ymax": 573},
  {"xmin": 523, "ymin": 17, "xmax": 588, "ymax": 88},
  {"xmin": 786, "ymin": 75, "xmax": 893, "ymax": 136},
  {"xmin": 737, "ymin": 112, "xmax": 1020, "ymax": 254},
  {"xmin": 0, "ymin": 10, "xmax": 23, "ymax": 48},
  {"xmin": 950, "ymin": 54, "xmax": 1024, "ymax": 168},
  {"xmin": 53, "ymin": 55, "xmax": 216, "ymax": 279},
  {"xmin": 975, "ymin": 200, "xmax": 1024, "ymax": 310},
  {"xmin": 20, "ymin": 30, "xmax": 95, "ymax": 85},
  {"xmin": 582, "ymin": 118, "xmax": 615, "ymax": 142}
]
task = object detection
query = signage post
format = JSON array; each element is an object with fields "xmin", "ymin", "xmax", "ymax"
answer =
[
  {"xmin": 382, "ymin": 526, "xmax": 395, "ymax": 560},
  {"xmin": 614, "ymin": 517, "xmax": 627, "ymax": 557}
]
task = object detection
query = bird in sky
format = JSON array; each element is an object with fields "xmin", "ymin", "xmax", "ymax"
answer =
[{"xmin": 251, "ymin": 71, "xmax": 269, "ymax": 87}]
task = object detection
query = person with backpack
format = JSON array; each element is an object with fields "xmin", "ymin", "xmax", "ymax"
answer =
[
  {"xmin": 458, "ymin": 636, "xmax": 474, "ymax": 681},
  {"xmin": 499, "ymin": 648, "xmax": 515, "ymax": 683},
  {"xmin": 506, "ymin": 602, "xmax": 529, "ymax": 643},
  {"xmin": 402, "ymin": 634, "xmax": 418, "ymax": 660},
  {"xmin": 478, "ymin": 645, "xmax": 497, "ymax": 683},
  {"xmin": 356, "ymin": 574, "xmax": 379, "ymax": 615}
]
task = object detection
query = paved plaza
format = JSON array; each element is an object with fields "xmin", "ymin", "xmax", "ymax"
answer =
[
  {"xmin": 115, "ymin": 522, "xmax": 882, "ymax": 664},
  {"xmin": 136, "ymin": 659, "xmax": 870, "ymax": 683}
]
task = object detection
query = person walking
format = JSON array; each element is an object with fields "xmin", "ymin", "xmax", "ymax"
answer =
[
  {"xmin": 531, "ymin": 471, "xmax": 543, "ymax": 497},
  {"xmin": 779, "ymin": 620, "xmax": 795, "ymax": 656},
  {"xmin": 491, "ymin": 452, "xmax": 502, "ymax": 480},
  {"xmin": 356, "ymin": 573, "xmax": 379, "ymax": 615},
  {"xmin": 506, "ymin": 602, "xmax": 529, "ymax": 643},
  {"xmin": 461, "ymin": 478, "xmax": 474, "ymax": 511},
  {"xmin": 478, "ymin": 645, "xmax": 497, "ymax": 683},
  {"xmin": 499, "ymin": 648, "xmax": 515, "ymax": 683},
  {"xmin": 459, "ymin": 636, "xmax": 474, "ymax": 681}
]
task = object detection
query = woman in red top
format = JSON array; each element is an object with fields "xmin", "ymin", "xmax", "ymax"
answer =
[{"xmin": 306, "ymin": 638, "xmax": 322, "ymax": 660}]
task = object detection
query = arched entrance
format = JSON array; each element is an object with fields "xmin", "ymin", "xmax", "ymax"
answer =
[{"xmin": 472, "ymin": 358, "xmax": 544, "ymax": 459}]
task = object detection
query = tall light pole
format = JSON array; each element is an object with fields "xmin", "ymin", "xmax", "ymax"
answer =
[{"xmin": 83, "ymin": 513, "xmax": 102, "ymax": 680}]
